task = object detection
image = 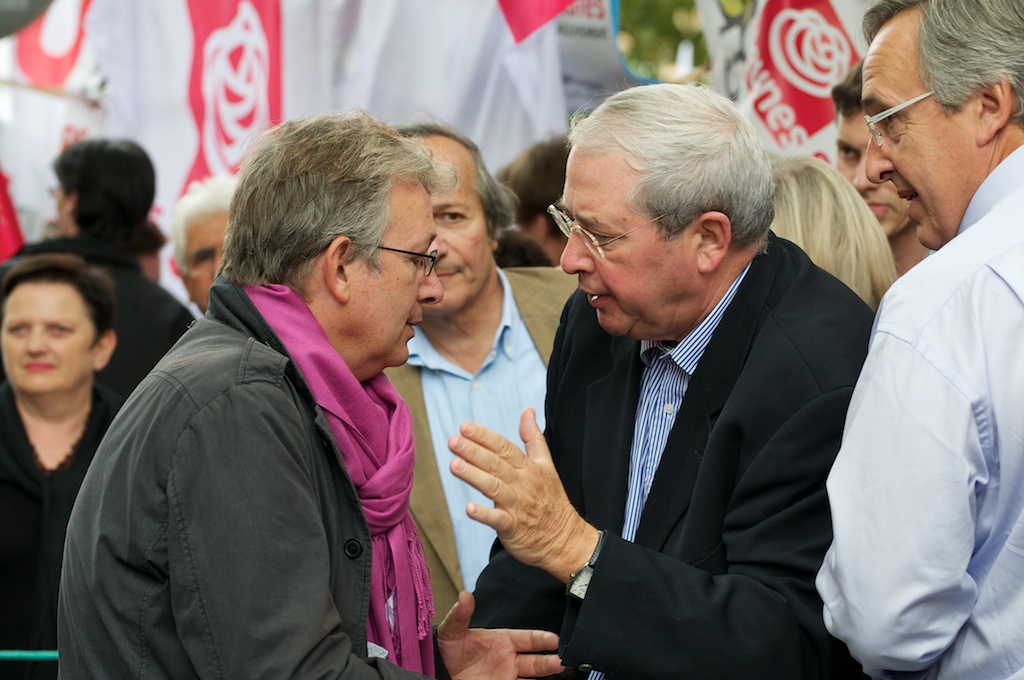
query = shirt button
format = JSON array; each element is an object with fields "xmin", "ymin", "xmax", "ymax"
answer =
[
  {"xmin": 472, "ymin": 380, "xmax": 482, "ymax": 390},
  {"xmin": 577, "ymin": 664, "xmax": 593, "ymax": 673},
  {"xmin": 664, "ymin": 403, "xmax": 674, "ymax": 415}
]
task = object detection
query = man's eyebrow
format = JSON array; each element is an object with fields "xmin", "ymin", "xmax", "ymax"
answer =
[
  {"xmin": 573, "ymin": 212, "xmax": 602, "ymax": 229},
  {"xmin": 433, "ymin": 198, "xmax": 470, "ymax": 212},
  {"xmin": 860, "ymin": 95, "xmax": 883, "ymax": 113},
  {"xmin": 189, "ymin": 246, "xmax": 216, "ymax": 261}
]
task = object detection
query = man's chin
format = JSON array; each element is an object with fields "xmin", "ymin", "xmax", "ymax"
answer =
[
  {"xmin": 914, "ymin": 221, "xmax": 945, "ymax": 251},
  {"xmin": 595, "ymin": 309, "xmax": 634, "ymax": 338}
]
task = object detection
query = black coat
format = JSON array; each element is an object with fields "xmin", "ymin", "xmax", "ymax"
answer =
[
  {"xmin": 0, "ymin": 382, "xmax": 121, "ymax": 680},
  {"xmin": 0, "ymin": 237, "xmax": 195, "ymax": 399},
  {"xmin": 470, "ymin": 235, "xmax": 872, "ymax": 679}
]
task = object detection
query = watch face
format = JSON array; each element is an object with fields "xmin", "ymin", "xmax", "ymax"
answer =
[{"xmin": 568, "ymin": 565, "xmax": 594, "ymax": 600}]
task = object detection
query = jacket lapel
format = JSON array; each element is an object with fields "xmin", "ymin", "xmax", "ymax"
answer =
[{"xmin": 580, "ymin": 335, "xmax": 642, "ymax": 532}]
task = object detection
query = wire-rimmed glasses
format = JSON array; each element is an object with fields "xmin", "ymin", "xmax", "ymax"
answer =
[
  {"xmin": 377, "ymin": 245, "xmax": 438, "ymax": 276},
  {"xmin": 864, "ymin": 90, "xmax": 934, "ymax": 147},
  {"xmin": 547, "ymin": 204, "xmax": 668, "ymax": 259}
]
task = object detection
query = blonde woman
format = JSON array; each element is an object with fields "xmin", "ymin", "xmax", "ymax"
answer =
[{"xmin": 771, "ymin": 155, "xmax": 897, "ymax": 310}]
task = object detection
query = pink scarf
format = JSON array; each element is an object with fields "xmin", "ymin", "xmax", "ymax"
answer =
[{"xmin": 245, "ymin": 284, "xmax": 434, "ymax": 675}]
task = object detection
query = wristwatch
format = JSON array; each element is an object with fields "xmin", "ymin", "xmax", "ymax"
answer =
[{"xmin": 566, "ymin": 530, "xmax": 607, "ymax": 600}]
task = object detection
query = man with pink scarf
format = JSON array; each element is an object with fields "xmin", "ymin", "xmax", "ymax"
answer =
[{"xmin": 57, "ymin": 110, "xmax": 562, "ymax": 680}]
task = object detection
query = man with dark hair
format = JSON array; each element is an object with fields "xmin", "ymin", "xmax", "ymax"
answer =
[
  {"xmin": 387, "ymin": 123, "xmax": 575, "ymax": 618},
  {"xmin": 497, "ymin": 136, "xmax": 570, "ymax": 265},
  {"xmin": 818, "ymin": 0, "xmax": 1024, "ymax": 677},
  {"xmin": 831, "ymin": 61, "xmax": 927, "ymax": 276},
  {"xmin": 0, "ymin": 138, "xmax": 194, "ymax": 397}
]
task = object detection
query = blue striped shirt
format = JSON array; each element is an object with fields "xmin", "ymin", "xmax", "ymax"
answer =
[{"xmin": 590, "ymin": 264, "xmax": 748, "ymax": 680}]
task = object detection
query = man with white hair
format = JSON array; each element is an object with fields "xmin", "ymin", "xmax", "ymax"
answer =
[
  {"xmin": 171, "ymin": 174, "xmax": 236, "ymax": 313},
  {"xmin": 445, "ymin": 82, "xmax": 872, "ymax": 679}
]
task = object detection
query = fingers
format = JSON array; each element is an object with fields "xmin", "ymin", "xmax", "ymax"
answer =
[
  {"xmin": 507, "ymin": 628, "xmax": 559, "ymax": 653},
  {"xmin": 464, "ymin": 500, "xmax": 512, "ymax": 533},
  {"xmin": 517, "ymin": 651, "xmax": 566, "ymax": 679},
  {"xmin": 505, "ymin": 628, "xmax": 563, "ymax": 679},
  {"xmin": 436, "ymin": 590, "xmax": 474, "ymax": 641},
  {"xmin": 455, "ymin": 421, "xmax": 526, "ymax": 464},
  {"xmin": 518, "ymin": 409, "xmax": 552, "ymax": 465},
  {"xmin": 449, "ymin": 448, "xmax": 503, "ymax": 500}
]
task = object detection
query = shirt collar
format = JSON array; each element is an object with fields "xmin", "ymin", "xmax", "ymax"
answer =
[
  {"xmin": 640, "ymin": 262, "xmax": 751, "ymax": 376},
  {"xmin": 960, "ymin": 145, "xmax": 1024, "ymax": 234},
  {"xmin": 407, "ymin": 267, "xmax": 516, "ymax": 369}
]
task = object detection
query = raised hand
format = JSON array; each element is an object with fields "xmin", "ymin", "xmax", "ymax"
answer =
[{"xmin": 447, "ymin": 408, "xmax": 600, "ymax": 583}]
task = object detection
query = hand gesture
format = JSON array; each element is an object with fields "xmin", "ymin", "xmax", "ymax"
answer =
[
  {"xmin": 436, "ymin": 591, "xmax": 564, "ymax": 680},
  {"xmin": 448, "ymin": 409, "xmax": 600, "ymax": 582}
]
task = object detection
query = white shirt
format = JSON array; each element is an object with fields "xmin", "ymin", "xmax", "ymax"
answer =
[{"xmin": 816, "ymin": 147, "xmax": 1024, "ymax": 680}]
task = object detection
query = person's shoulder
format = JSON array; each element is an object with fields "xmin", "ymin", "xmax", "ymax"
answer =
[
  {"xmin": 148, "ymin": 318, "xmax": 290, "ymax": 406},
  {"xmin": 746, "ymin": 238, "xmax": 874, "ymax": 386},
  {"xmin": 504, "ymin": 266, "xmax": 577, "ymax": 293},
  {"xmin": 878, "ymin": 199, "xmax": 1024, "ymax": 344},
  {"xmin": 503, "ymin": 266, "xmax": 578, "ymax": 316}
]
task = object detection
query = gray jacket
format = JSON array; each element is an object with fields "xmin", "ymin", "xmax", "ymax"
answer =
[{"xmin": 58, "ymin": 279, "xmax": 425, "ymax": 679}]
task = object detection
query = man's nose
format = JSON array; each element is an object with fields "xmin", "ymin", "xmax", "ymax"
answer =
[
  {"xmin": 560, "ymin": 230, "xmax": 594, "ymax": 275},
  {"xmin": 420, "ymin": 269, "xmax": 444, "ymax": 305}
]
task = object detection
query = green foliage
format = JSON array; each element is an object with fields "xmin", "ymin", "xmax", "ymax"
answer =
[{"xmin": 617, "ymin": 0, "xmax": 708, "ymax": 80}]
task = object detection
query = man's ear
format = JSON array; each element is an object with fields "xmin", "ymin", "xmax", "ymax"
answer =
[
  {"xmin": 693, "ymin": 211, "xmax": 732, "ymax": 274},
  {"xmin": 976, "ymin": 79, "xmax": 1014, "ymax": 147},
  {"xmin": 320, "ymin": 235, "xmax": 355, "ymax": 304}
]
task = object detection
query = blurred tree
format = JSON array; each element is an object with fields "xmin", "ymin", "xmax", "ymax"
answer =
[{"xmin": 618, "ymin": 0, "xmax": 708, "ymax": 81}]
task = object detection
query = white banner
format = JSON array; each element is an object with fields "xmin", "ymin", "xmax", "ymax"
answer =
[
  {"xmin": 557, "ymin": 0, "xmax": 649, "ymax": 113},
  {"xmin": 1, "ymin": 0, "xmax": 568, "ymax": 306},
  {"xmin": 696, "ymin": 0, "xmax": 874, "ymax": 163}
]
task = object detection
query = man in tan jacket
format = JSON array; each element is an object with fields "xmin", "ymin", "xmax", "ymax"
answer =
[{"xmin": 387, "ymin": 124, "xmax": 575, "ymax": 619}]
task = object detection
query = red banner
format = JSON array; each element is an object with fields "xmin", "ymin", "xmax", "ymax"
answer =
[
  {"xmin": 15, "ymin": 0, "xmax": 93, "ymax": 88},
  {"xmin": 0, "ymin": 163, "xmax": 24, "ymax": 261},
  {"xmin": 184, "ymin": 0, "xmax": 282, "ymax": 188},
  {"xmin": 498, "ymin": 0, "xmax": 574, "ymax": 43},
  {"xmin": 745, "ymin": 0, "xmax": 858, "ymax": 151}
]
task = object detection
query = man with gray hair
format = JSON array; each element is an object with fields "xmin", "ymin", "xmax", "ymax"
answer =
[
  {"xmin": 816, "ymin": 1, "xmax": 1024, "ymax": 678},
  {"xmin": 170, "ymin": 174, "xmax": 237, "ymax": 314},
  {"xmin": 445, "ymin": 83, "xmax": 872, "ymax": 678},
  {"xmin": 57, "ymin": 110, "xmax": 562, "ymax": 680}
]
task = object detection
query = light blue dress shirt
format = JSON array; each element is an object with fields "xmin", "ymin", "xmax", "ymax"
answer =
[
  {"xmin": 406, "ymin": 269, "xmax": 547, "ymax": 592},
  {"xmin": 590, "ymin": 264, "xmax": 748, "ymax": 680},
  {"xmin": 817, "ymin": 146, "xmax": 1024, "ymax": 680}
]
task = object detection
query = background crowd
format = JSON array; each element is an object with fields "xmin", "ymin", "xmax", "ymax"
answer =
[{"xmin": 1, "ymin": 0, "xmax": 1022, "ymax": 678}]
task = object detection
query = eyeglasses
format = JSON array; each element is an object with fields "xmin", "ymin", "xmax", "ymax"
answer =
[
  {"xmin": 547, "ymin": 204, "xmax": 668, "ymax": 259},
  {"xmin": 864, "ymin": 90, "xmax": 934, "ymax": 147},
  {"xmin": 377, "ymin": 245, "xmax": 438, "ymax": 276}
]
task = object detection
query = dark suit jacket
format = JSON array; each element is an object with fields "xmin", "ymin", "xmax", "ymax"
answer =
[
  {"xmin": 470, "ymin": 235, "xmax": 872, "ymax": 679},
  {"xmin": 387, "ymin": 266, "xmax": 576, "ymax": 621}
]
